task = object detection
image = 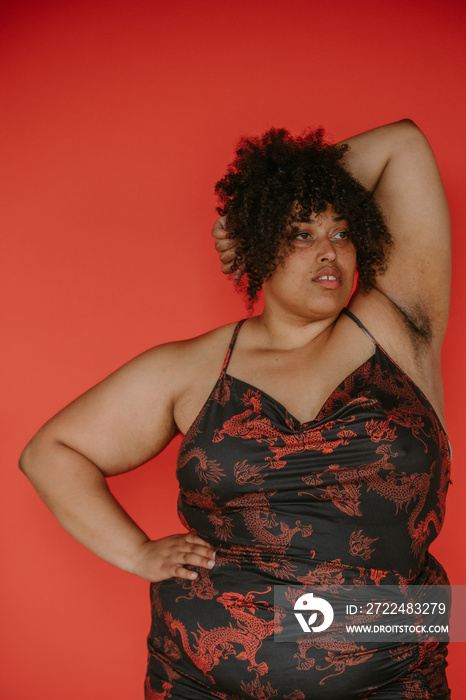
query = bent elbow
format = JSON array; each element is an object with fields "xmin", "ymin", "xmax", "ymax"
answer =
[
  {"xmin": 392, "ymin": 119, "xmax": 429, "ymax": 154},
  {"xmin": 398, "ymin": 118, "xmax": 417, "ymax": 127},
  {"xmin": 397, "ymin": 118, "xmax": 425, "ymax": 139},
  {"xmin": 19, "ymin": 440, "xmax": 35, "ymax": 476},
  {"xmin": 19, "ymin": 432, "xmax": 49, "ymax": 478}
]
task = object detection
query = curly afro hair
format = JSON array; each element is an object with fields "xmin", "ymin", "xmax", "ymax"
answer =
[{"xmin": 215, "ymin": 127, "xmax": 392, "ymax": 304}]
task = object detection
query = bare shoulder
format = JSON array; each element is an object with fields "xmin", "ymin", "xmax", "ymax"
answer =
[
  {"xmin": 121, "ymin": 321, "xmax": 236, "ymax": 375},
  {"xmin": 117, "ymin": 321, "xmax": 239, "ymax": 437},
  {"xmin": 73, "ymin": 319, "xmax": 238, "ymax": 414},
  {"xmin": 148, "ymin": 322, "xmax": 238, "ymax": 382},
  {"xmin": 23, "ymin": 321, "xmax": 240, "ymax": 476},
  {"xmin": 165, "ymin": 321, "xmax": 239, "ymax": 435}
]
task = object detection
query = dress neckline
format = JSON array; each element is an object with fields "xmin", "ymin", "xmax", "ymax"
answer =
[
  {"xmin": 224, "ymin": 354, "xmax": 374, "ymax": 430},
  {"xmin": 221, "ymin": 310, "xmax": 375, "ymax": 429},
  {"xmin": 219, "ymin": 312, "xmax": 451, "ymax": 459}
]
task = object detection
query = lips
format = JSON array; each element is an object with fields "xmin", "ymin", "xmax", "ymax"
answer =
[{"xmin": 312, "ymin": 266, "xmax": 342, "ymax": 289}]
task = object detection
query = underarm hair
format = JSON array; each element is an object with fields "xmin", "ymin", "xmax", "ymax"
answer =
[{"xmin": 394, "ymin": 301, "xmax": 433, "ymax": 348}]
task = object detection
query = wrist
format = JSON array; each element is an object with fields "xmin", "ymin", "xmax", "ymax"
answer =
[{"xmin": 120, "ymin": 536, "xmax": 153, "ymax": 577}]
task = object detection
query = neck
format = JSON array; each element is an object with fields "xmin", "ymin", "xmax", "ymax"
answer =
[{"xmin": 253, "ymin": 304, "xmax": 342, "ymax": 350}]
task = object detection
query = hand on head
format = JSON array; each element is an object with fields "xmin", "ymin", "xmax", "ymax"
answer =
[{"xmin": 211, "ymin": 216, "xmax": 244, "ymax": 281}]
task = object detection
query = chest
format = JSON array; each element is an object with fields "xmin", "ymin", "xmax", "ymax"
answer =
[
  {"xmin": 225, "ymin": 340, "xmax": 375, "ymax": 426},
  {"xmin": 177, "ymin": 354, "xmax": 448, "ymax": 512}
]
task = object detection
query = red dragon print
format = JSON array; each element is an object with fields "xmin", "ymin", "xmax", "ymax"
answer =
[{"xmin": 165, "ymin": 588, "xmax": 284, "ymax": 683}]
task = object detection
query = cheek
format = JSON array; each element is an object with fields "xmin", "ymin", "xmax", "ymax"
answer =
[
  {"xmin": 264, "ymin": 263, "xmax": 302, "ymax": 298},
  {"xmin": 287, "ymin": 247, "xmax": 316, "ymax": 269},
  {"xmin": 345, "ymin": 246, "xmax": 357, "ymax": 272}
]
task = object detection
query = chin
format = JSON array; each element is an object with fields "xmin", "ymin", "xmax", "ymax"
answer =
[{"xmin": 305, "ymin": 294, "xmax": 349, "ymax": 318}]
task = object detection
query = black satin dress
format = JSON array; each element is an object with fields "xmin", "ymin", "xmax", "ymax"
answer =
[{"xmin": 145, "ymin": 309, "xmax": 451, "ymax": 699}]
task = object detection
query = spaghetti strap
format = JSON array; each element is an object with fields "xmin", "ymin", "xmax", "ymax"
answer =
[
  {"xmin": 342, "ymin": 307, "xmax": 377, "ymax": 345},
  {"xmin": 221, "ymin": 319, "xmax": 246, "ymax": 373}
]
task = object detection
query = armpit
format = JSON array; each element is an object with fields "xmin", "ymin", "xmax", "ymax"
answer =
[{"xmin": 394, "ymin": 301, "xmax": 433, "ymax": 347}]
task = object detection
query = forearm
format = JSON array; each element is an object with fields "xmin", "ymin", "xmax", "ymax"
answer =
[{"xmin": 19, "ymin": 437, "xmax": 149, "ymax": 575}]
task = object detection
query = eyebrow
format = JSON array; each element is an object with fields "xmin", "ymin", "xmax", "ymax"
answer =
[{"xmin": 293, "ymin": 216, "xmax": 346, "ymax": 224}]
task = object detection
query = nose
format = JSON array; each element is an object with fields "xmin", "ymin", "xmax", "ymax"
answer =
[{"xmin": 316, "ymin": 238, "xmax": 336, "ymax": 262}]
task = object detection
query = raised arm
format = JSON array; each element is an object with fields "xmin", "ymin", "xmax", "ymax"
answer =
[
  {"xmin": 340, "ymin": 119, "xmax": 451, "ymax": 345},
  {"xmin": 213, "ymin": 120, "xmax": 451, "ymax": 345},
  {"xmin": 19, "ymin": 343, "xmax": 216, "ymax": 582}
]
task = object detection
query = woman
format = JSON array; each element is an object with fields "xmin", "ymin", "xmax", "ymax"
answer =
[{"xmin": 20, "ymin": 119, "xmax": 451, "ymax": 698}]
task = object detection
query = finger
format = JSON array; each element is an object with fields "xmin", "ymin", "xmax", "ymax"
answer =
[
  {"xmin": 211, "ymin": 217, "xmax": 228, "ymax": 239},
  {"xmin": 180, "ymin": 550, "xmax": 216, "ymax": 570},
  {"xmin": 214, "ymin": 238, "xmax": 237, "ymax": 252},
  {"xmin": 184, "ymin": 534, "xmax": 216, "ymax": 559},
  {"xmin": 221, "ymin": 260, "xmax": 245, "ymax": 275},
  {"xmin": 172, "ymin": 565, "xmax": 199, "ymax": 580},
  {"xmin": 185, "ymin": 532, "xmax": 214, "ymax": 549},
  {"xmin": 219, "ymin": 249, "xmax": 236, "ymax": 264},
  {"xmin": 181, "ymin": 542, "xmax": 216, "ymax": 562},
  {"xmin": 221, "ymin": 262, "xmax": 235, "ymax": 274}
]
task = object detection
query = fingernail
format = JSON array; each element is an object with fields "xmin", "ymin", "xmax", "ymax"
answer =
[
  {"xmin": 190, "ymin": 572, "xmax": 198, "ymax": 579},
  {"xmin": 207, "ymin": 560, "xmax": 215, "ymax": 568}
]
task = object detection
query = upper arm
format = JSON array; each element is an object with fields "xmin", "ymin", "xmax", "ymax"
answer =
[
  {"xmin": 29, "ymin": 343, "xmax": 183, "ymax": 476},
  {"xmin": 342, "ymin": 120, "xmax": 451, "ymax": 343}
]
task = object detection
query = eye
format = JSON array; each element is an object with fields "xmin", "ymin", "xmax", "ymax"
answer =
[
  {"xmin": 332, "ymin": 230, "xmax": 349, "ymax": 240},
  {"xmin": 295, "ymin": 231, "xmax": 311, "ymax": 240}
]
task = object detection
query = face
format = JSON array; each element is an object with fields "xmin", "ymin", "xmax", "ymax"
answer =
[{"xmin": 262, "ymin": 204, "xmax": 357, "ymax": 321}]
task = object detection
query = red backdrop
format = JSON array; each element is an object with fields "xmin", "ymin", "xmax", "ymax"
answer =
[{"xmin": 2, "ymin": 0, "xmax": 465, "ymax": 697}]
